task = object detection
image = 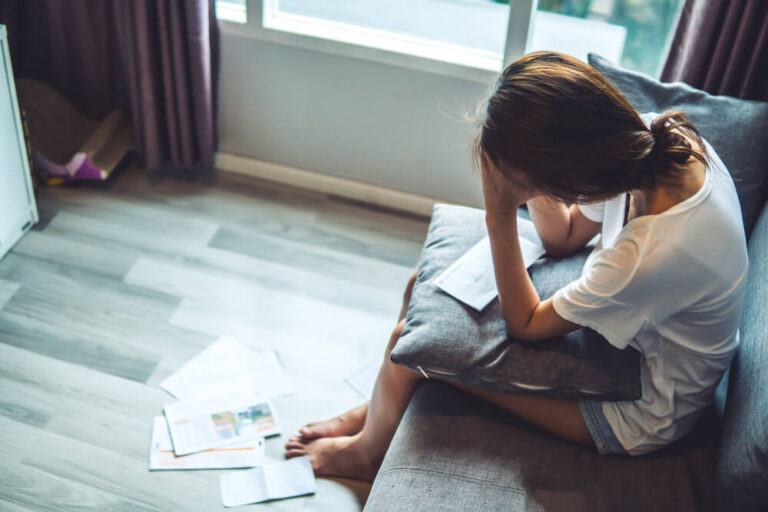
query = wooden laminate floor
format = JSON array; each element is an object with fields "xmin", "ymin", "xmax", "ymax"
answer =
[{"xmin": 0, "ymin": 163, "xmax": 430, "ymax": 511}]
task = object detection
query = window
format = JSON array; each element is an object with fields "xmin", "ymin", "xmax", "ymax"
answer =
[
  {"xmin": 216, "ymin": 0, "xmax": 683, "ymax": 79},
  {"xmin": 262, "ymin": 0, "xmax": 517, "ymax": 71},
  {"xmin": 216, "ymin": 0, "xmax": 247, "ymax": 24},
  {"xmin": 535, "ymin": 0, "xmax": 685, "ymax": 77}
]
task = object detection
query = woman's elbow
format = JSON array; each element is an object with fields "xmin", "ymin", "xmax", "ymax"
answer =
[
  {"xmin": 502, "ymin": 313, "xmax": 544, "ymax": 342},
  {"xmin": 541, "ymin": 241, "xmax": 573, "ymax": 259},
  {"xmin": 508, "ymin": 328, "xmax": 544, "ymax": 342}
]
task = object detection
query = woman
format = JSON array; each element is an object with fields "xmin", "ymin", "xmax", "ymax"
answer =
[{"xmin": 284, "ymin": 52, "xmax": 747, "ymax": 477}]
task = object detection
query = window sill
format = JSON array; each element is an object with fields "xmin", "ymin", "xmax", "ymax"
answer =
[
  {"xmin": 218, "ymin": 18, "xmax": 500, "ymax": 85},
  {"xmin": 264, "ymin": 11, "xmax": 503, "ymax": 72}
]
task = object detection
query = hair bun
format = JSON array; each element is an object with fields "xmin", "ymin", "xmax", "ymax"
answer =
[{"xmin": 648, "ymin": 111, "xmax": 706, "ymax": 165}]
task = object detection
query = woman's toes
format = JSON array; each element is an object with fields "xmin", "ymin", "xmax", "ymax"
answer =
[
  {"xmin": 284, "ymin": 440, "xmax": 306, "ymax": 451},
  {"xmin": 285, "ymin": 448, "xmax": 306, "ymax": 459},
  {"xmin": 296, "ymin": 435, "xmax": 380, "ymax": 481},
  {"xmin": 299, "ymin": 421, "xmax": 317, "ymax": 431},
  {"xmin": 284, "ymin": 438, "xmax": 308, "ymax": 458},
  {"xmin": 299, "ymin": 424, "xmax": 324, "ymax": 438},
  {"xmin": 298, "ymin": 405, "xmax": 369, "ymax": 439}
]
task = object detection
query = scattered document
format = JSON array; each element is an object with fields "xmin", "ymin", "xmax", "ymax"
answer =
[
  {"xmin": 220, "ymin": 457, "xmax": 316, "ymax": 507},
  {"xmin": 180, "ymin": 372, "xmax": 292, "ymax": 405},
  {"xmin": 164, "ymin": 392, "xmax": 281, "ymax": 456},
  {"xmin": 149, "ymin": 416, "xmax": 265, "ymax": 470},
  {"xmin": 345, "ymin": 358, "xmax": 381, "ymax": 399},
  {"xmin": 161, "ymin": 336, "xmax": 293, "ymax": 401},
  {"xmin": 434, "ymin": 217, "xmax": 546, "ymax": 311}
]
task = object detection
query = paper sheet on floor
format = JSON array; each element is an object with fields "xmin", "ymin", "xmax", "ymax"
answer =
[
  {"xmin": 219, "ymin": 457, "xmax": 316, "ymax": 507},
  {"xmin": 164, "ymin": 391, "xmax": 280, "ymax": 456},
  {"xmin": 345, "ymin": 358, "xmax": 381, "ymax": 399},
  {"xmin": 149, "ymin": 416, "xmax": 265, "ymax": 470},
  {"xmin": 161, "ymin": 336, "xmax": 293, "ymax": 400},
  {"xmin": 434, "ymin": 217, "xmax": 545, "ymax": 311}
]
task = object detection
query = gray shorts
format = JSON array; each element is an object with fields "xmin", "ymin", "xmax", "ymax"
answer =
[{"xmin": 578, "ymin": 399, "xmax": 627, "ymax": 456}]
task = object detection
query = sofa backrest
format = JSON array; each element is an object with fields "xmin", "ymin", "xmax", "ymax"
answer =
[{"xmin": 715, "ymin": 199, "xmax": 768, "ymax": 511}]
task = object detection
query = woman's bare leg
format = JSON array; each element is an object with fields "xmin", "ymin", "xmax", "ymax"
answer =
[
  {"xmin": 295, "ymin": 404, "xmax": 369, "ymax": 440},
  {"xmin": 285, "ymin": 268, "xmax": 595, "ymax": 479},
  {"xmin": 294, "ymin": 270, "xmax": 418, "ymax": 440},
  {"xmin": 285, "ymin": 324, "xmax": 593, "ymax": 479},
  {"xmin": 447, "ymin": 381, "xmax": 594, "ymax": 447},
  {"xmin": 284, "ymin": 318, "xmax": 422, "ymax": 479}
]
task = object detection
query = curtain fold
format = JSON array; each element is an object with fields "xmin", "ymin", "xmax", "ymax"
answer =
[
  {"xmin": 0, "ymin": 0, "xmax": 219, "ymax": 177},
  {"xmin": 661, "ymin": 0, "xmax": 768, "ymax": 102}
]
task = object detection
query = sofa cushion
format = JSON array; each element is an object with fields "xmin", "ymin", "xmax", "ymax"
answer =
[
  {"xmin": 715, "ymin": 203, "xmax": 768, "ymax": 511},
  {"xmin": 365, "ymin": 380, "xmax": 718, "ymax": 512},
  {"xmin": 588, "ymin": 53, "xmax": 768, "ymax": 238},
  {"xmin": 389, "ymin": 203, "xmax": 642, "ymax": 401}
]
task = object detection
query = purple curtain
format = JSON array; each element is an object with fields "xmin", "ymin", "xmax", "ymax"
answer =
[
  {"xmin": 661, "ymin": 0, "xmax": 768, "ymax": 102},
  {"xmin": 0, "ymin": 0, "xmax": 219, "ymax": 177}
]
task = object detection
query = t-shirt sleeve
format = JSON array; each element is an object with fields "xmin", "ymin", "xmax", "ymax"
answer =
[
  {"xmin": 552, "ymin": 239, "xmax": 647, "ymax": 349},
  {"xmin": 577, "ymin": 201, "xmax": 605, "ymax": 223}
]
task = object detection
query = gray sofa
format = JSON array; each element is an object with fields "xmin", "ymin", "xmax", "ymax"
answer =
[
  {"xmin": 364, "ymin": 57, "xmax": 768, "ymax": 512},
  {"xmin": 364, "ymin": 175, "xmax": 767, "ymax": 512}
]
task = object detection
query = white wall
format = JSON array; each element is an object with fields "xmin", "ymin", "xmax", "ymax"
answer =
[{"xmin": 217, "ymin": 31, "xmax": 492, "ymax": 207}]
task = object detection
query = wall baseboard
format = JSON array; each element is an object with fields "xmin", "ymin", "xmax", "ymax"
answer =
[{"xmin": 216, "ymin": 152, "xmax": 444, "ymax": 217}]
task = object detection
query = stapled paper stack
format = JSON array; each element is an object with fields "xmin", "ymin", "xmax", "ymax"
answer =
[
  {"xmin": 148, "ymin": 336, "xmax": 316, "ymax": 506},
  {"xmin": 163, "ymin": 390, "xmax": 280, "ymax": 456},
  {"xmin": 161, "ymin": 335, "xmax": 293, "ymax": 401},
  {"xmin": 149, "ymin": 416, "xmax": 265, "ymax": 470},
  {"xmin": 159, "ymin": 336, "xmax": 290, "ymax": 457}
]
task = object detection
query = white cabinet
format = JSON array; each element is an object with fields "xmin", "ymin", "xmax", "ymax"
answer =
[{"xmin": 0, "ymin": 24, "xmax": 38, "ymax": 260}]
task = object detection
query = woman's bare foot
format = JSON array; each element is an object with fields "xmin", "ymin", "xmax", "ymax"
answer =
[
  {"xmin": 284, "ymin": 433, "xmax": 380, "ymax": 481},
  {"xmin": 296, "ymin": 403, "xmax": 369, "ymax": 439}
]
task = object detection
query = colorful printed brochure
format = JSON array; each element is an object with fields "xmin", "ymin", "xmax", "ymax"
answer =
[
  {"xmin": 164, "ymin": 391, "xmax": 281, "ymax": 456},
  {"xmin": 149, "ymin": 416, "xmax": 265, "ymax": 470}
]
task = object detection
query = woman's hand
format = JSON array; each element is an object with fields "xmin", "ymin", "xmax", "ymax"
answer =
[{"xmin": 480, "ymin": 154, "xmax": 538, "ymax": 226}]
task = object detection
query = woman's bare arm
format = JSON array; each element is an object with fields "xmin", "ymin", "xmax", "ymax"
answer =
[
  {"xmin": 486, "ymin": 217, "xmax": 580, "ymax": 340},
  {"xmin": 527, "ymin": 196, "xmax": 601, "ymax": 257},
  {"xmin": 480, "ymin": 157, "xmax": 584, "ymax": 341}
]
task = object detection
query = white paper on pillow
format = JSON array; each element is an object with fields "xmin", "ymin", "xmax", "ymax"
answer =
[{"xmin": 434, "ymin": 217, "xmax": 545, "ymax": 311}]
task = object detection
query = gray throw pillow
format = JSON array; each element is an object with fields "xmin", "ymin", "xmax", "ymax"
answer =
[
  {"xmin": 589, "ymin": 53, "xmax": 768, "ymax": 238},
  {"xmin": 391, "ymin": 203, "xmax": 642, "ymax": 401}
]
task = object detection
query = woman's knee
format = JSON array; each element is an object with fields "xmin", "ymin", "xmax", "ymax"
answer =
[
  {"xmin": 403, "ymin": 270, "xmax": 417, "ymax": 300},
  {"xmin": 382, "ymin": 319, "xmax": 424, "ymax": 382}
]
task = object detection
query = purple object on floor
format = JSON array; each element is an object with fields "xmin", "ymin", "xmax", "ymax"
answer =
[{"xmin": 34, "ymin": 151, "xmax": 107, "ymax": 184}]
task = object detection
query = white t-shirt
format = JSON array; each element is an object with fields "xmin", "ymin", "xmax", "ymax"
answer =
[{"xmin": 552, "ymin": 117, "xmax": 748, "ymax": 456}]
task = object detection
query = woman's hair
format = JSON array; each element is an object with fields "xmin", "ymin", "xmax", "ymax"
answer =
[{"xmin": 471, "ymin": 51, "xmax": 708, "ymax": 203}]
